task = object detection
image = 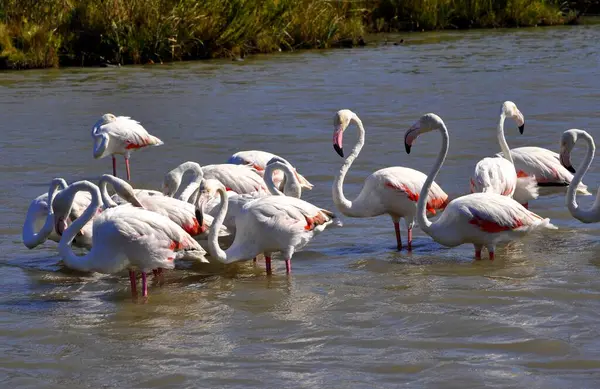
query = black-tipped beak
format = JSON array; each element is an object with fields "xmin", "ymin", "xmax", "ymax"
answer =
[
  {"xmin": 333, "ymin": 144, "xmax": 344, "ymax": 158},
  {"xmin": 518, "ymin": 124, "xmax": 525, "ymax": 134},
  {"xmin": 195, "ymin": 208, "xmax": 204, "ymax": 227},
  {"xmin": 405, "ymin": 143, "xmax": 411, "ymax": 154},
  {"xmin": 566, "ymin": 165, "xmax": 576, "ymax": 174}
]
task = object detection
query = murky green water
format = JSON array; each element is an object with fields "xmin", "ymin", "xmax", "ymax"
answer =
[{"xmin": 2, "ymin": 25, "xmax": 600, "ymax": 388}]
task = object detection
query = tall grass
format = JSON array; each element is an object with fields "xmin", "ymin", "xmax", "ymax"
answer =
[{"xmin": 0, "ymin": 0, "xmax": 584, "ymax": 69}]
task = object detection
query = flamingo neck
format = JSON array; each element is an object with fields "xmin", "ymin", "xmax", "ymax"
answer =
[
  {"xmin": 58, "ymin": 181, "xmax": 102, "ymax": 272},
  {"xmin": 264, "ymin": 162, "xmax": 301, "ymax": 198},
  {"xmin": 497, "ymin": 113, "xmax": 514, "ymax": 165},
  {"xmin": 567, "ymin": 130, "xmax": 598, "ymax": 222},
  {"xmin": 22, "ymin": 178, "xmax": 67, "ymax": 249},
  {"xmin": 417, "ymin": 124, "xmax": 449, "ymax": 234},
  {"xmin": 207, "ymin": 187, "xmax": 229, "ymax": 262},
  {"xmin": 332, "ymin": 116, "xmax": 366, "ymax": 217},
  {"xmin": 166, "ymin": 162, "xmax": 204, "ymax": 201},
  {"xmin": 98, "ymin": 178, "xmax": 119, "ymax": 208}
]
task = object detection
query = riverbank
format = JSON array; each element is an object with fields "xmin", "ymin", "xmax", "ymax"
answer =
[{"xmin": 0, "ymin": 0, "xmax": 591, "ymax": 70}]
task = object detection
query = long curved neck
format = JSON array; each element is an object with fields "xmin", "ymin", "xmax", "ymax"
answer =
[
  {"xmin": 567, "ymin": 131, "xmax": 598, "ymax": 222},
  {"xmin": 172, "ymin": 162, "xmax": 204, "ymax": 201},
  {"xmin": 497, "ymin": 113, "xmax": 514, "ymax": 165},
  {"xmin": 58, "ymin": 182, "xmax": 102, "ymax": 272},
  {"xmin": 264, "ymin": 162, "xmax": 301, "ymax": 198},
  {"xmin": 332, "ymin": 116, "xmax": 365, "ymax": 217},
  {"xmin": 417, "ymin": 125, "xmax": 449, "ymax": 234},
  {"xmin": 207, "ymin": 187, "xmax": 229, "ymax": 262},
  {"xmin": 22, "ymin": 178, "xmax": 67, "ymax": 248},
  {"xmin": 99, "ymin": 178, "xmax": 119, "ymax": 208}
]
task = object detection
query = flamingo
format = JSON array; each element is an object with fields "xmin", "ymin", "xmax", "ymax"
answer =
[
  {"xmin": 92, "ymin": 113, "xmax": 164, "ymax": 181},
  {"xmin": 404, "ymin": 113, "xmax": 557, "ymax": 260},
  {"xmin": 495, "ymin": 131, "xmax": 590, "ymax": 195},
  {"xmin": 470, "ymin": 101, "xmax": 539, "ymax": 208},
  {"xmin": 198, "ymin": 179, "xmax": 338, "ymax": 274},
  {"xmin": 563, "ymin": 129, "xmax": 600, "ymax": 223},
  {"xmin": 162, "ymin": 161, "xmax": 268, "ymax": 203},
  {"xmin": 331, "ymin": 109, "xmax": 449, "ymax": 251},
  {"xmin": 23, "ymin": 178, "xmax": 93, "ymax": 249},
  {"xmin": 227, "ymin": 150, "xmax": 314, "ymax": 191},
  {"xmin": 54, "ymin": 180, "xmax": 208, "ymax": 299}
]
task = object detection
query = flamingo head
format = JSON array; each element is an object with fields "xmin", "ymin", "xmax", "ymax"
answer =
[
  {"xmin": 501, "ymin": 101, "xmax": 525, "ymax": 134},
  {"xmin": 332, "ymin": 109, "xmax": 356, "ymax": 158},
  {"xmin": 404, "ymin": 113, "xmax": 445, "ymax": 154},
  {"xmin": 560, "ymin": 129, "xmax": 579, "ymax": 174},
  {"xmin": 162, "ymin": 172, "xmax": 180, "ymax": 197}
]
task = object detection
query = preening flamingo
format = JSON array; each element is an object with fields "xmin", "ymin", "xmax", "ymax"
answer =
[
  {"xmin": 54, "ymin": 180, "xmax": 208, "ymax": 299},
  {"xmin": 227, "ymin": 150, "xmax": 314, "ymax": 191},
  {"xmin": 495, "ymin": 132, "xmax": 590, "ymax": 195},
  {"xmin": 198, "ymin": 179, "xmax": 338, "ymax": 274},
  {"xmin": 23, "ymin": 178, "xmax": 93, "ymax": 249},
  {"xmin": 331, "ymin": 109, "xmax": 448, "ymax": 250},
  {"xmin": 470, "ymin": 101, "xmax": 538, "ymax": 208},
  {"xmin": 92, "ymin": 114, "xmax": 163, "ymax": 181},
  {"xmin": 404, "ymin": 113, "xmax": 557, "ymax": 260},
  {"xmin": 563, "ymin": 129, "xmax": 600, "ymax": 223},
  {"xmin": 162, "ymin": 161, "xmax": 268, "ymax": 202}
]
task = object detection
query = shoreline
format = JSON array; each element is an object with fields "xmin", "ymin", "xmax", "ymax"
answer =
[{"xmin": 1, "ymin": 1, "xmax": 597, "ymax": 71}]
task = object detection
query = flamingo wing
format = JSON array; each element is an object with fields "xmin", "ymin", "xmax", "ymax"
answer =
[
  {"xmin": 379, "ymin": 167, "xmax": 449, "ymax": 213},
  {"xmin": 496, "ymin": 147, "xmax": 570, "ymax": 185},
  {"xmin": 471, "ymin": 157, "xmax": 516, "ymax": 196},
  {"xmin": 247, "ymin": 196, "xmax": 336, "ymax": 233},
  {"xmin": 203, "ymin": 164, "xmax": 268, "ymax": 194},
  {"xmin": 93, "ymin": 117, "xmax": 163, "ymax": 155}
]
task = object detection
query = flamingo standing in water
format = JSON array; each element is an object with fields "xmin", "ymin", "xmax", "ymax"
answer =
[
  {"xmin": 404, "ymin": 113, "xmax": 557, "ymax": 260},
  {"xmin": 198, "ymin": 179, "xmax": 338, "ymax": 274},
  {"xmin": 54, "ymin": 180, "xmax": 208, "ymax": 299},
  {"xmin": 470, "ymin": 101, "xmax": 539, "ymax": 208},
  {"xmin": 563, "ymin": 129, "xmax": 600, "ymax": 223},
  {"xmin": 331, "ymin": 109, "xmax": 449, "ymax": 251},
  {"xmin": 92, "ymin": 114, "xmax": 163, "ymax": 181},
  {"xmin": 23, "ymin": 178, "xmax": 93, "ymax": 249},
  {"xmin": 227, "ymin": 150, "xmax": 314, "ymax": 191}
]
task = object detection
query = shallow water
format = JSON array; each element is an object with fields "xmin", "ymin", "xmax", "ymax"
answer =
[{"xmin": 2, "ymin": 25, "xmax": 600, "ymax": 388}]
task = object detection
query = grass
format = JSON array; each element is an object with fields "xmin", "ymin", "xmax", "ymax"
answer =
[{"xmin": 0, "ymin": 0, "xmax": 587, "ymax": 69}]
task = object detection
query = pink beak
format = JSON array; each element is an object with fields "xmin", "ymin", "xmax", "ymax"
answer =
[{"xmin": 333, "ymin": 126, "xmax": 344, "ymax": 157}]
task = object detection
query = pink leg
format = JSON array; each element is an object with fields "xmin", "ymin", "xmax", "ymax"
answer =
[
  {"xmin": 475, "ymin": 245, "xmax": 482, "ymax": 260},
  {"xmin": 112, "ymin": 156, "xmax": 117, "ymax": 177},
  {"xmin": 394, "ymin": 221, "xmax": 402, "ymax": 250},
  {"xmin": 124, "ymin": 157, "xmax": 131, "ymax": 181},
  {"xmin": 523, "ymin": 202, "xmax": 529, "ymax": 210},
  {"xmin": 407, "ymin": 227, "xmax": 413, "ymax": 251},
  {"xmin": 141, "ymin": 272, "xmax": 148, "ymax": 297},
  {"xmin": 129, "ymin": 270, "xmax": 137, "ymax": 298},
  {"xmin": 489, "ymin": 251, "xmax": 495, "ymax": 261},
  {"xmin": 265, "ymin": 256, "xmax": 272, "ymax": 274},
  {"xmin": 285, "ymin": 259, "xmax": 291, "ymax": 274}
]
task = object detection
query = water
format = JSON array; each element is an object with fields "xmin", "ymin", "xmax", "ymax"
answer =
[{"xmin": 2, "ymin": 25, "xmax": 600, "ymax": 388}]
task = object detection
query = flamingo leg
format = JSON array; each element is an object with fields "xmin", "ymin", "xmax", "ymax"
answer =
[
  {"xmin": 407, "ymin": 227, "xmax": 413, "ymax": 251},
  {"xmin": 129, "ymin": 270, "xmax": 137, "ymax": 298},
  {"xmin": 112, "ymin": 156, "xmax": 117, "ymax": 177},
  {"xmin": 124, "ymin": 157, "xmax": 131, "ymax": 181},
  {"xmin": 285, "ymin": 259, "xmax": 291, "ymax": 274},
  {"xmin": 394, "ymin": 221, "xmax": 402, "ymax": 250},
  {"xmin": 474, "ymin": 245, "xmax": 482, "ymax": 260},
  {"xmin": 489, "ymin": 251, "xmax": 495, "ymax": 261},
  {"xmin": 253, "ymin": 257, "xmax": 257, "ymax": 263},
  {"xmin": 157, "ymin": 267, "xmax": 164, "ymax": 284},
  {"xmin": 141, "ymin": 272, "xmax": 148, "ymax": 297},
  {"xmin": 265, "ymin": 256, "xmax": 272, "ymax": 274}
]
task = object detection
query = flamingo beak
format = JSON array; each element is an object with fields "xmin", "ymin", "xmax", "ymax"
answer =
[
  {"xmin": 404, "ymin": 125, "xmax": 419, "ymax": 154},
  {"xmin": 559, "ymin": 147, "xmax": 575, "ymax": 173},
  {"xmin": 518, "ymin": 124, "xmax": 525, "ymax": 134},
  {"xmin": 333, "ymin": 126, "xmax": 344, "ymax": 158}
]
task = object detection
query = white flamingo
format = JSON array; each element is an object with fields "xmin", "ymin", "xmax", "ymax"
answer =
[
  {"xmin": 470, "ymin": 101, "xmax": 539, "ymax": 208},
  {"xmin": 404, "ymin": 113, "xmax": 557, "ymax": 260},
  {"xmin": 495, "ymin": 132, "xmax": 590, "ymax": 195},
  {"xmin": 331, "ymin": 109, "xmax": 449, "ymax": 250},
  {"xmin": 564, "ymin": 129, "xmax": 600, "ymax": 223},
  {"xmin": 23, "ymin": 178, "xmax": 93, "ymax": 249},
  {"xmin": 54, "ymin": 180, "xmax": 208, "ymax": 299},
  {"xmin": 227, "ymin": 150, "xmax": 314, "ymax": 191},
  {"xmin": 198, "ymin": 179, "xmax": 338, "ymax": 274},
  {"xmin": 162, "ymin": 161, "xmax": 268, "ymax": 203},
  {"xmin": 92, "ymin": 114, "xmax": 164, "ymax": 181}
]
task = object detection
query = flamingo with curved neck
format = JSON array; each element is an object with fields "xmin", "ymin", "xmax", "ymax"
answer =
[
  {"xmin": 22, "ymin": 178, "xmax": 67, "ymax": 249},
  {"xmin": 331, "ymin": 109, "xmax": 449, "ymax": 250},
  {"xmin": 55, "ymin": 180, "xmax": 208, "ymax": 299},
  {"xmin": 564, "ymin": 129, "xmax": 600, "ymax": 223},
  {"xmin": 405, "ymin": 113, "xmax": 557, "ymax": 260}
]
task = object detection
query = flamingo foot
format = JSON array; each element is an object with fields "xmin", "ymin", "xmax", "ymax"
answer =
[
  {"xmin": 141, "ymin": 272, "xmax": 148, "ymax": 298},
  {"xmin": 125, "ymin": 157, "xmax": 131, "ymax": 181},
  {"xmin": 489, "ymin": 252, "xmax": 495, "ymax": 261},
  {"xmin": 112, "ymin": 156, "xmax": 117, "ymax": 177},
  {"xmin": 285, "ymin": 259, "xmax": 291, "ymax": 274},
  {"xmin": 394, "ymin": 221, "xmax": 402, "ymax": 250},
  {"xmin": 129, "ymin": 270, "xmax": 137, "ymax": 299},
  {"xmin": 407, "ymin": 227, "xmax": 413, "ymax": 251},
  {"xmin": 265, "ymin": 256, "xmax": 272, "ymax": 275}
]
